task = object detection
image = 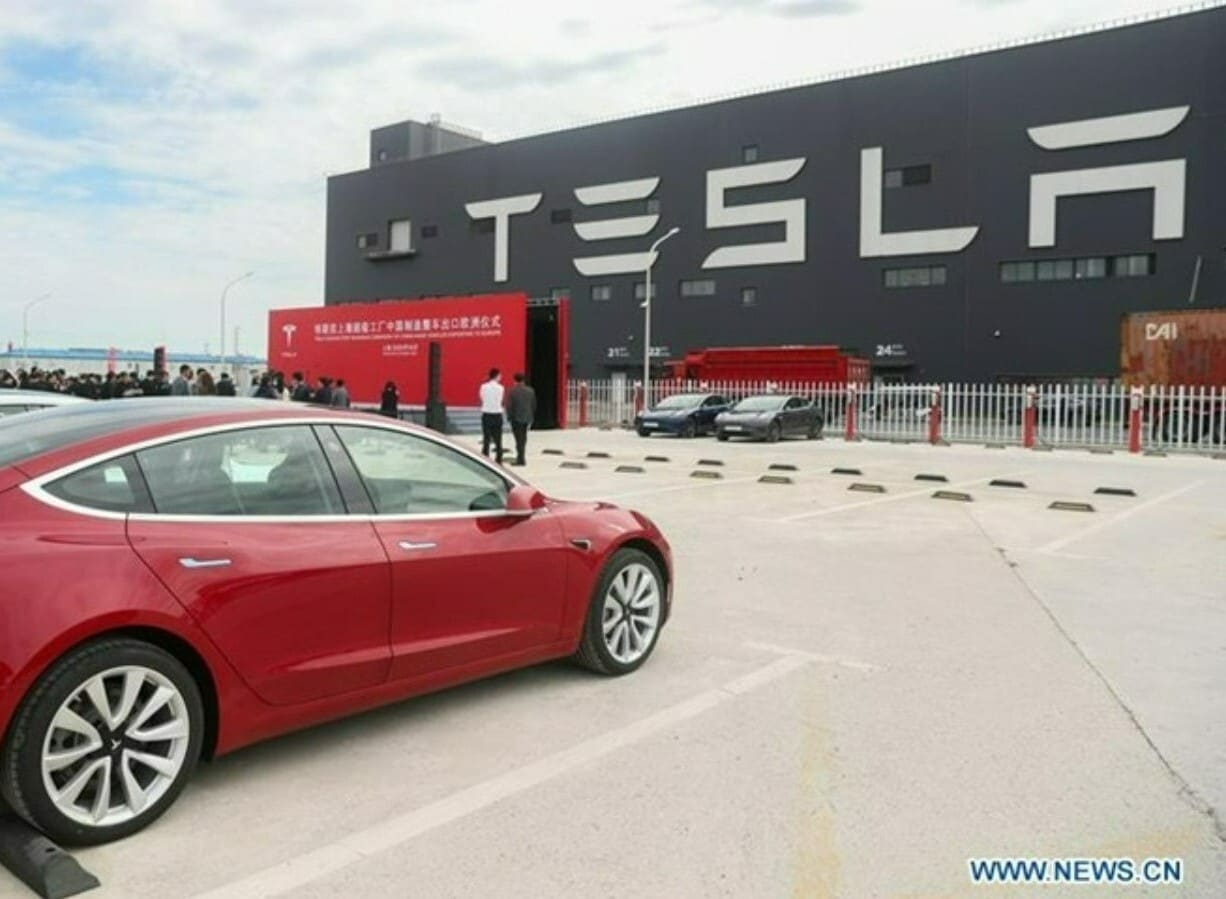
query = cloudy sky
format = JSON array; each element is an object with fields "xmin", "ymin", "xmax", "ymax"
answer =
[{"xmin": 0, "ymin": 0, "xmax": 1202, "ymax": 361}]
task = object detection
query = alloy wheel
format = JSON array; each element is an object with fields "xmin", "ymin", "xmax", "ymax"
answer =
[
  {"xmin": 601, "ymin": 563, "xmax": 662, "ymax": 665},
  {"xmin": 40, "ymin": 666, "xmax": 191, "ymax": 828}
]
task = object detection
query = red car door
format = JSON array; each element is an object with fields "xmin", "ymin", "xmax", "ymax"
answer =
[
  {"xmin": 333, "ymin": 424, "xmax": 569, "ymax": 680},
  {"xmin": 126, "ymin": 425, "xmax": 392, "ymax": 705}
]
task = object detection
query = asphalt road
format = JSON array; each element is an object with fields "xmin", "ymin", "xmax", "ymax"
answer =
[{"xmin": 3, "ymin": 430, "xmax": 1223, "ymax": 898}]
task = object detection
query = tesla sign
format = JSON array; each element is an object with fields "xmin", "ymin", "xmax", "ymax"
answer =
[{"xmin": 455, "ymin": 105, "xmax": 1189, "ymax": 282}]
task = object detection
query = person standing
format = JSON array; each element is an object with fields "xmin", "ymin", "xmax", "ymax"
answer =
[
  {"xmin": 380, "ymin": 381, "xmax": 400, "ymax": 418},
  {"xmin": 332, "ymin": 378, "xmax": 351, "ymax": 408},
  {"xmin": 290, "ymin": 372, "xmax": 312, "ymax": 402},
  {"xmin": 479, "ymin": 368, "xmax": 505, "ymax": 463},
  {"xmin": 216, "ymin": 373, "xmax": 237, "ymax": 396},
  {"xmin": 197, "ymin": 370, "xmax": 217, "ymax": 396},
  {"xmin": 314, "ymin": 376, "xmax": 334, "ymax": 406},
  {"xmin": 170, "ymin": 365, "xmax": 193, "ymax": 396},
  {"xmin": 506, "ymin": 373, "xmax": 536, "ymax": 466}
]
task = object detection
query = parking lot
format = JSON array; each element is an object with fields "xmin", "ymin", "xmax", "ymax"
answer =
[{"xmin": 6, "ymin": 428, "xmax": 1223, "ymax": 898}]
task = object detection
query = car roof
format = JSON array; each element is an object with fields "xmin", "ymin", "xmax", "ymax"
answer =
[
  {"xmin": 0, "ymin": 398, "xmax": 391, "ymax": 473},
  {"xmin": 0, "ymin": 390, "xmax": 90, "ymax": 405}
]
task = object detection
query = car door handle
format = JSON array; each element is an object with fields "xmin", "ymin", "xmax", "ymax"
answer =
[
  {"xmin": 398, "ymin": 541, "xmax": 438, "ymax": 552},
  {"xmin": 179, "ymin": 557, "xmax": 232, "ymax": 569}
]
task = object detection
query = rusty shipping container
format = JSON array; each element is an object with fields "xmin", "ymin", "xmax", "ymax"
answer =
[{"xmin": 1120, "ymin": 309, "xmax": 1226, "ymax": 386}]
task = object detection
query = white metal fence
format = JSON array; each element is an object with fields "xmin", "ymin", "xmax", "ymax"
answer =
[{"xmin": 566, "ymin": 379, "xmax": 1226, "ymax": 455}]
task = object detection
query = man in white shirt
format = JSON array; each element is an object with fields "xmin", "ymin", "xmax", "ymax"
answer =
[{"xmin": 479, "ymin": 368, "xmax": 506, "ymax": 462}]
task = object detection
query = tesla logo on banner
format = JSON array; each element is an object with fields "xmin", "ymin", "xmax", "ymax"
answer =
[
  {"xmin": 453, "ymin": 105, "xmax": 1189, "ymax": 283},
  {"xmin": 282, "ymin": 323, "xmax": 297, "ymax": 348}
]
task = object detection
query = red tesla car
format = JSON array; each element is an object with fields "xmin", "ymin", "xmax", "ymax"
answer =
[{"xmin": 0, "ymin": 400, "xmax": 672, "ymax": 845}]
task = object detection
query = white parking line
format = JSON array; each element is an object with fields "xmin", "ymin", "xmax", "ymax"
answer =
[
  {"xmin": 572, "ymin": 474, "xmax": 765, "ymax": 502},
  {"xmin": 189, "ymin": 653, "xmax": 813, "ymax": 899},
  {"xmin": 775, "ymin": 470, "xmax": 1030, "ymax": 522},
  {"xmin": 1036, "ymin": 481, "xmax": 1202, "ymax": 554}
]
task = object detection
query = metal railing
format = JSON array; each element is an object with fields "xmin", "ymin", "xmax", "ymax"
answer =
[{"xmin": 566, "ymin": 379, "xmax": 1226, "ymax": 455}]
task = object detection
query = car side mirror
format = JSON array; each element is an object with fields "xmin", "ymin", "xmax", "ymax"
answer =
[{"xmin": 506, "ymin": 484, "xmax": 546, "ymax": 517}]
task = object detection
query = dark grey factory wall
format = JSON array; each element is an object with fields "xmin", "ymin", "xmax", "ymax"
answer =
[{"xmin": 324, "ymin": 8, "xmax": 1226, "ymax": 381}]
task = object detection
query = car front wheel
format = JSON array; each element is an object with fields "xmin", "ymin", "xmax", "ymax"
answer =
[
  {"xmin": 574, "ymin": 549, "xmax": 665, "ymax": 676},
  {"xmin": 680, "ymin": 419, "xmax": 697, "ymax": 439},
  {"xmin": 766, "ymin": 420, "xmax": 782, "ymax": 443},
  {"xmin": 0, "ymin": 638, "xmax": 204, "ymax": 846}
]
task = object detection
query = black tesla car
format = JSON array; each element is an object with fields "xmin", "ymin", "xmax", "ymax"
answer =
[
  {"xmin": 635, "ymin": 393, "xmax": 730, "ymax": 438},
  {"xmin": 714, "ymin": 394, "xmax": 823, "ymax": 442}
]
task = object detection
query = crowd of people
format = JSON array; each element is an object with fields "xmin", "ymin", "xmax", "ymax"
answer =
[{"xmin": 0, "ymin": 365, "xmax": 357, "ymax": 407}]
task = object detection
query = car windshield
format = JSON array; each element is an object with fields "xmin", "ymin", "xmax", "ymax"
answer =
[
  {"xmin": 733, "ymin": 396, "xmax": 786, "ymax": 412},
  {"xmin": 653, "ymin": 394, "xmax": 704, "ymax": 410}
]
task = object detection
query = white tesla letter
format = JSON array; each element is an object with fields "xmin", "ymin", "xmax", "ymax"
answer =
[
  {"xmin": 859, "ymin": 147, "xmax": 978, "ymax": 257},
  {"xmin": 1026, "ymin": 106, "xmax": 1189, "ymax": 248},
  {"xmin": 572, "ymin": 177, "xmax": 660, "ymax": 277},
  {"xmin": 465, "ymin": 193, "xmax": 542, "ymax": 282},
  {"xmin": 702, "ymin": 159, "xmax": 805, "ymax": 269}
]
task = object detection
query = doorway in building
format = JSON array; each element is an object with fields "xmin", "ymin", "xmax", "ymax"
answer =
[{"xmin": 525, "ymin": 300, "xmax": 567, "ymax": 429}]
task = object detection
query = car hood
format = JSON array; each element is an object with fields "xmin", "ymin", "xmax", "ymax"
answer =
[{"xmin": 0, "ymin": 465, "xmax": 26, "ymax": 495}]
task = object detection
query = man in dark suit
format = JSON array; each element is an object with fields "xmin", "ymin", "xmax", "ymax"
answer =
[{"xmin": 506, "ymin": 372, "xmax": 536, "ymax": 466}]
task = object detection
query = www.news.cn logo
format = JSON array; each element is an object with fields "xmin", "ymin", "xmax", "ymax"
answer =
[{"xmin": 968, "ymin": 857, "xmax": 1183, "ymax": 885}]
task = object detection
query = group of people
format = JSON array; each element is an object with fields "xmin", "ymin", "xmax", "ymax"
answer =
[
  {"xmin": 479, "ymin": 369, "xmax": 537, "ymax": 466},
  {"xmin": 0, "ymin": 365, "xmax": 355, "ymax": 405}
]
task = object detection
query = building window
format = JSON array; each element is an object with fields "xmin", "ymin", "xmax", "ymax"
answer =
[
  {"xmin": 742, "ymin": 144, "xmax": 759, "ymax": 163},
  {"xmin": 633, "ymin": 282, "xmax": 657, "ymax": 301},
  {"xmin": 591, "ymin": 285, "xmax": 613, "ymax": 302},
  {"xmin": 550, "ymin": 208, "xmax": 572, "ymax": 224},
  {"xmin": 1001, "ymin": 254, "xmax": 1153, "ymax": 283},
  {"xmin": 884, "ymin": 164, "xmax": 932, "ymax": 188},
  {"xmin": 1113, "ymin": 253, "xmax": 1156, "ymax": 277},
  {"xmin": 741, "ymin": 287, "xmax": 757, "ymax": 307},
  {"xmin": 356, "ymin": 232, "xmax": 379, "ymax": 250},
  {"xmin": 646, "ymin": 198, "xmax": 660, "ymax": 215},
  {"xmin": 470, "ymin": 218, "xmax": 495, "ymax": 234},
  {"xmin": 883, "ymin": 265, "xmax": 946, "ymax": 288},
  {"xmin": 1075, "ymin": 257, "xmax": 1107, "ymax": 279},
  {"xmin": 389, "ymin": 219, "xmax": 412, "ymax": 253},
  {"xmin": 680, "ymin": 279, "xmax": 716, "ymax": 297},
  {"xmin": 549, "ymin": 287, "xmax": 570, "ymax": 301},
  {"xmin": 421, "ymin": 225, "xmax": 438, "ymax": 239}
]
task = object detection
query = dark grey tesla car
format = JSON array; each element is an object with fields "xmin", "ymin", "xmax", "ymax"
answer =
[{"xmin": 714, "ymin": 394, "xmax": 823, "ymax": 442}]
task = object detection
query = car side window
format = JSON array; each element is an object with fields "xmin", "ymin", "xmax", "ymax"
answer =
[
  {"xmin": 335, "ymin": 425, "xmax": 509, "ymax": 516},
  {"xmin": 44, "ymin": 455, "xmax": 152, "ymax": 513},
  {"xmin": 704, "ymin": 396, "xmax": 724, "ymax": 407},
  {"xmin": 785, "ymin": 397, "xmax": 804, "ymax": 410},
  {"xmin": 136, "ymin": 426, "xmax": 343, "ymax": 516}
]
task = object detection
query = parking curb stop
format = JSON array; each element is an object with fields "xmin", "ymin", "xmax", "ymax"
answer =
[{"xmin": 0, "ymin": 815, "xmax": 100, "ymax": 899}]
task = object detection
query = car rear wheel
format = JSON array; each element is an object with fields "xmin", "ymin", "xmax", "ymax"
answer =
[
  {"xmin": 807, "ymin": 419, "xmax": 821, "ymax": 440},
  {"xmin": 680, "ymin": 419, "xmax": 697, "ymax": 439},
  {"xmin": 766, "ymin": 420, "xmax": 782, "ymax": 443},
  {"xmin": 716, "ymin": 431, "xmax": 729, "ymax": 442},
  {"xmin": 637, "ymin": 427, "xmax": 651, "ymax": 438},
  {"xmin": 0, "ymin": 638, "xmax": 204, "ymax": 846},
  {"xmin": 573, "ymin": 549, "xmax": 665, "ymax": 676}
]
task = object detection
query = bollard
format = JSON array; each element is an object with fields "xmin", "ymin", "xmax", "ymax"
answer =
[
  {"xmin": 1128, "ymin": 386, "xmax": 1143, "ymax": 454},
  {"xmin": 844, "ymin": 383, "xmax": 858, "ymax": 442},
  {"xmin": 578, "ymin": 381, "xmax": 589, "ymax": 429},
  {"xmin": 1022, "ymin": 386, "xmax": 1037, "ymax": 449},
  {"xmin": 928, "ymin": 385, "xmax": 942, "ymax": 445}
]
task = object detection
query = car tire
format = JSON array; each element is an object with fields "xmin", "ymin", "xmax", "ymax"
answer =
[
  {"xmin": 573, "ymin": 548, "xmax": 665, "ymax": 677},
  {"xmin": 807, "ymin": 421, "xmax": 821, "ymax": 439},
  {"xmin": 637, "ymin": 427, "xmax": 650, "ymax": 438},
  {"xmin": 766, "ymin": 420, "xmax": 782, "ymax": 443},
  {"xmin": 0, "ymin": 638, "xmax": 204, "ymax": 846},
  {"xmin": 716, "ymin": 431, "xmax": 729, "ymax": 442},
  {"xmin": 680, "ymin": 419, "xmax": 697, "ymax": 439}
]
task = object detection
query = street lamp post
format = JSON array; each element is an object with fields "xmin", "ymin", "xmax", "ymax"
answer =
[
  {"xmin": 219, "ymin": 272, "xmax": 254, "ymax": 374},
  {"xmin": 21, "ymin": 293, "xmax": 51, "ymax": 370},
  {"xmin": 642, "ymin": 227, "xmax": 680, "ymax": 409}
]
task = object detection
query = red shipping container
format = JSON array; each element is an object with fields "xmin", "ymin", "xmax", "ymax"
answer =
[{"xmin": 1120, "ymin": 308, "xmax": 1226, "ymax": 386}]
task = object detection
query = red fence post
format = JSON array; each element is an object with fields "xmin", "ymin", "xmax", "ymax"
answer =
[
  {"xmin": 1023, "ymin": 386, "xmax": 1037, "ymax": 448},
  {"xmin": 844, "ymin": 383, "xmax": 858, "ymax": 442},
  {"xmin": 928, "ymin": 385, "xmax": 942, "ymax": 444},
  {"xmin": 1128, "ymin": 387, "xmax": 1143, "ymax": 454},
  {"xmin": 578, "ymin": 381, "xmax": 589, "ymax": 428}
]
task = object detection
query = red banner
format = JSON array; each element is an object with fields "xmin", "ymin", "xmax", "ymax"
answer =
[{"xmin": 268, "ymin": 294, "xmax": 527, "ymax": 407}]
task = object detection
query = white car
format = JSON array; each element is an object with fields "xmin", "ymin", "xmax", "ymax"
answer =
[{"xmin": 0, "ymin": 389, "xmax": 91, "ymax": 417}]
